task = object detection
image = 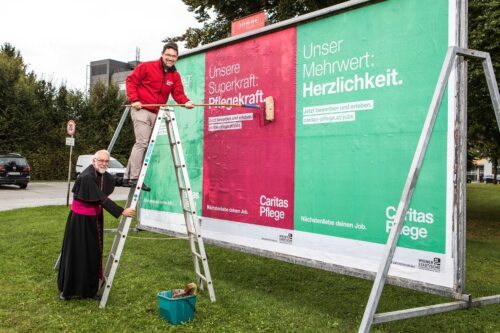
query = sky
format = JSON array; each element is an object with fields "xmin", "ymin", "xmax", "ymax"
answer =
[{"xmin": 1, "ymin": 0, "xmax": 200, "ymax": 91}]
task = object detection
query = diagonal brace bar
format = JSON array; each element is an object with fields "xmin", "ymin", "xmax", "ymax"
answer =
[{"xmin": 481, "ymin": 54, "xmax": 500, "ymax": 131}]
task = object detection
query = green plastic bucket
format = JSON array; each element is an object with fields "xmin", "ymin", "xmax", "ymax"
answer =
[{"xmin": 158, "ymin": 290, "xmax": 196, "ymax": 324}]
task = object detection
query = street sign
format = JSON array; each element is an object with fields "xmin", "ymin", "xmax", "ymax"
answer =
[
  {"xmin": 66, "ymin": 137, "xmax": 75, "ymax": 146},
  {"xmin": 67, "ymin": 120, "xmax": 76, "ymax": 136}
]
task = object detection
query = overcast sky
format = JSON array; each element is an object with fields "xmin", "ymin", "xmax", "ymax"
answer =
[{"xmin": 1, "ymin": 0, "xmax": 199, "ymax": 91}]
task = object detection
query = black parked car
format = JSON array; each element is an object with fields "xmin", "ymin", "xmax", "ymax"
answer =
[{"xmin": 0, "ymin": 153, "xmax": 31, "ymax": 189}]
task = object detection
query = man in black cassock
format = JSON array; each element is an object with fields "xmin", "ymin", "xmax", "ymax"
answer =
[{"xmin": 58, "ymin": 150, "xmax": 135, "ymax": 300}]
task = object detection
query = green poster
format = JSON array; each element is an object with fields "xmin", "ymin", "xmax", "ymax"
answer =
[
  {"xmin": 294, "ymin": 0, "xmax": 449, "ymax": 253},
  {"xmin": 141, "ymin": 53, "xmax": 205, "ymax": 214}
]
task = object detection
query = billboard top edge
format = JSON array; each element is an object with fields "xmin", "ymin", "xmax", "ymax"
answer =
[{"xmin": 181, "ymin": 0, "xmax": 379, "ymax": 58}]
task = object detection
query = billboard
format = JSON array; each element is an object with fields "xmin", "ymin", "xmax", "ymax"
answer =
[{"xmin": 140, "ymin": 0, "xmax": 458, "ymax": 292}]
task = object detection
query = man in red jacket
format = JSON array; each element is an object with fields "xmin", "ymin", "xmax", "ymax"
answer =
[{"xmin": 124, "ymin": 42, "xmax": 194, "ymax": 190}]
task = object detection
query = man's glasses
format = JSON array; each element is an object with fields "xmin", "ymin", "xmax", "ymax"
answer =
[
  {"xmin": 163, "ymin": 53, "xmax": 178, "ymax": 59},
  {"xmin": 95, "ymin": 158, "xmax": 110, "ymax": 163}
]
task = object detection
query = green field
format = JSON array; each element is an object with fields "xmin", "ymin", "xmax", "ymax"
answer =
[{"xmin": 0, "ymin": 184, "xmax": 498, "ymax": 332}]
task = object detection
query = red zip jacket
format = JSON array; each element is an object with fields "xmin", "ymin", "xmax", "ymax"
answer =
[{"xmin": 126, "ymin": 59, "xmax": 189, "ymax": 113}]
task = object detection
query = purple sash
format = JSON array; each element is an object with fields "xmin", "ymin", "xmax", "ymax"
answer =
[{"xmin": 71, "ymin": 200, "xmax": 102, "ymax": 216}]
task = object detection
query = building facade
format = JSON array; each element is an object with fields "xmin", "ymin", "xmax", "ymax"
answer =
[
  {"xmin": 89, "ymin": 59, "xmax": 139, "ymax": 93},
  {"xmin": 468, "ymin": 158, "xmax": 500, "ymax": 183}
]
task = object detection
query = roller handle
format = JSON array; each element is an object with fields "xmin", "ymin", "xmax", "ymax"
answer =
[
  {"xmin": 241, "ymin": 104, "xmax": 260, "ymax": 109},
  {"xmin": 125, "ymin": 103, "xmax": 261, "ymax": 108}
]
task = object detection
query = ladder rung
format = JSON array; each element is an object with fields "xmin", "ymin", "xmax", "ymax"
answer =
[
  {"xmin": 174, "ymin": 164, "xmax": 186, "ymax": 168},
  {"xmin": 189, "ymin": 233, "xmax": 202, "ymax": 241},
  {"xmin": 109, "ymin": 253, "xmax": 120, "ymax": 263},
  {"xmin": 182, "ymin": 205, "xmax": 194, "ymax": 213},
  {"xmin": 195, "ymin": 272, "xmax": 207, "ymax": 282},
  {"xmin": 192, "ymin": 251, "xmax": 202, "ymax": 259}
]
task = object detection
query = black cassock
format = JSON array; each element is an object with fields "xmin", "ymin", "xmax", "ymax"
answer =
[{"xmin": 58, "ymin": 165, "xmax": 123, "ymax": 299}]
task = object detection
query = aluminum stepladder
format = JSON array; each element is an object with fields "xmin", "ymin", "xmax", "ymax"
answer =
[{"xmin": 98, "ymin": 106, "xmax": 216, "ymax": 308}]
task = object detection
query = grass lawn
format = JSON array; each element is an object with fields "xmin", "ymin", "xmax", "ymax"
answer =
[{"xmin": 0, "ymin": 184, "xmax": 498, "ymax": 332}]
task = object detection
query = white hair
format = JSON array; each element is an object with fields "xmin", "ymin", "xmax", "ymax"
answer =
[{"xmin": 94, "ymin": 149, "xmax": 110, "ymax": 160}]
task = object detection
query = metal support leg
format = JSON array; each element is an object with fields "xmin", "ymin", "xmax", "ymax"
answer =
[{"xmin": 107, "ymin": 107, "xmax": 131, "ymax": 154}]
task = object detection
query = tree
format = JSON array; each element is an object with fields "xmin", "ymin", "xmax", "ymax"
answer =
[
  {"xmin": 0, "ymin": 43, "xmax": 132, "ymax": 180},
  {"xmin": 0, "ymin": 43, "xmax": 68, "ymax": 179},
  {"xmin": 163, "ymin": 0, "xmax": 347, "ymax": 48},
  {"xmin": 77, "ymin": 81, "xmax": 131, "ymax": 165},
  {"xmin": 0, "ymin": 43, "xmax": 28, "ymax": 152},
  {"xmin": 468, "ymin": 0, "xmax": 500, "ymax": 183}
]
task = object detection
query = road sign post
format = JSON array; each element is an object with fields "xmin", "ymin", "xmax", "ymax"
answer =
[{"xmin": 66, "ymin": 120, "xmax": 76, "ymax": 207}]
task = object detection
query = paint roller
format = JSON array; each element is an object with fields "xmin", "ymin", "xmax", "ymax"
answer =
[
  {"xmin": 263, "ymin": 96, "xmax": 274, "ymax": 122},
  {"xmin": 125, "ymin": 96, "xmax": 275, "ymax": 122}
]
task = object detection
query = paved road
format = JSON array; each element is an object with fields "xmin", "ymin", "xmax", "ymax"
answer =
[{"xmin": 0, "ymin": 182, "xmax": 130, "ymax": 212}]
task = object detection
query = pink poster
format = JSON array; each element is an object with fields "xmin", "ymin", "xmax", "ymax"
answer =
[{"xmin": 202, "ymin": 28, "xmax": 296, "ymax": 229}]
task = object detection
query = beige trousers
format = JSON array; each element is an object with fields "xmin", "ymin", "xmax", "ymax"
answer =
[{"xmin": 124, "ymin": 108, "xmax": 157, "ymax": 180}]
